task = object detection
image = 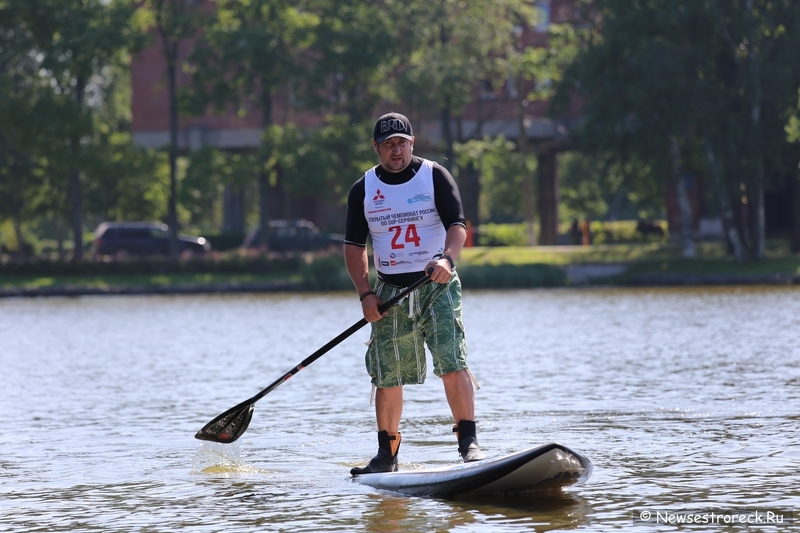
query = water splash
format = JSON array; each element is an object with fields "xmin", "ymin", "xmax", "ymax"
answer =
[{"xmin": 191, "ymin": 442, "xmax": 269, "ymax": 475}]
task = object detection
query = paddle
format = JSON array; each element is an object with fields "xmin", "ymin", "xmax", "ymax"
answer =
[{"xmin": 195, "ymin": 270, "xmax": 434, "ymax": 444}]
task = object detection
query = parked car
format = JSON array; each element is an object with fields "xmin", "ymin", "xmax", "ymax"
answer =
[
  {"xmin": 242, "ymin": 219, "xmax": 343, "ymax": 252},
  {"xmin": 92, "ymin": 222, "xmax": 211, "ymax": 257}
]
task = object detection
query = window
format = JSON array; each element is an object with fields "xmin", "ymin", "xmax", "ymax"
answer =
[{"xmin": 535, "ymin": 0, "xmax": 550, "ymax": 32}]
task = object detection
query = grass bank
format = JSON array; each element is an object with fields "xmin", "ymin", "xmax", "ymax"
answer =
[{"xmin": 1, "ymin": 241, "xmax": 799, "ymax": 296}]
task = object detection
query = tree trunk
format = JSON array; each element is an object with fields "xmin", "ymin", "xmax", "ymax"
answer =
[
  {"xmin": 792, "ymin": 172, "xmax": 800, "ymax": 253},
  {"xmin": 13, "ymin": 218, "xmax": 26, "ymax": 257},
  {"xmin": 745, "ymin": 0, "xmax": 766, "ymax": 259},
  {"xmin": 459, "ymin": 162, "xmax": 480, "ymax": 232},
  {"xmin": 165, "ymin": 40, "xmax": 180, "ymax": 260},
  {"xmin": 670, "ymin": 137, "xmax": 695, "ymax": 258},
  {"xmin": 258, "ymin": 89, "xmax": 273, "ymax": 248},
  {"xmin": 750, "ymin": 163, "xmax": 766, "ymax": 259},
  {"xmin": 704, "ymin": 141, "xmax": 744, "ymax": 261},
  {"xmin": 440, "ymin": 103, "xmax": 454, "ymax": 172},
  {"xmin": 537, "ymin": 151, "xmax": 559, "ymax": 245},
  {"xmin": 455, "ymin": 106, "xmax": 484, "ymax": 241},
  {"xmin": 68, "ymin": 165, "xmax": 83, "ymax": 262},
  {"xmin": 69, "ymin": 77, "xmax": 86, "ymax": 263},
  {"xmin": 223, "ymin": 185, "xmax": 245, "ymax": 234},
  {"xmin": 56, "ymin": 216, "xmax": 66, "ymax": 262},
  {"xmin": 518, "ymin": 77, "xmax": 536, "ymax": 246},
  {"xmin": 789, "ymin": 164, "xmax": 800, "ymax": 254}
]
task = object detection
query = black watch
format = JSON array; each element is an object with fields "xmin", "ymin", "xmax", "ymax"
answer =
[{"xmin": 434, "ymin": 253, "xmax": 455, "ymax": 269}]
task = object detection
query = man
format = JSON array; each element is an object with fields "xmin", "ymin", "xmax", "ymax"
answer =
[{"xmin": 344, "ymin": 112, "xmax": 486, "ymax": 475}]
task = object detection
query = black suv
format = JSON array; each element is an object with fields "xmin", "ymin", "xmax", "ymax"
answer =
[
  {"xmin": 93, "ymin": 222, "xmax": 211, "ymax": 257},
  {"xmin": 242, "ymin": 219, "xmax": 343, "ymax": 252}
]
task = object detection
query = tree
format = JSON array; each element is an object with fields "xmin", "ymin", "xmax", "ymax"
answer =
[
  {"xmin": 5, "ymin": 0, "xmax": 138, "ymax": 261},
  {"xmin": 506, "ymin": 19, "xmax": 582, "ymax": 245},
  {"xmin": 706, "ymin": 0, "xmax": 800, "ymax": 258},
  {"xmin": 185, "ymin": 0, "xmax": 317, "ymax": 245},
  {"xmin": 392, "ymin": 0, "xmax": 537, "ymax": 169},
  {"xmin": 136, "ymin": 0, "xmax": 199, "ymax": 258},
  {"xmin": 556, "ymin": 0, "xmax": 800, "ymax": 259},
  {"xmin": 0, "ymin": 8, "xmax": 47, "ymax": 254},
  {"xmin": 786, "ymin": 89, "xmax": 800, "ymax": 253}
]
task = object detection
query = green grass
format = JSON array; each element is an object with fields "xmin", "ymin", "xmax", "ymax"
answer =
[
  {"xmin": 1, "ymin": 240, "xmax": 798, "ymax": 293},
  {"xmin": 461, "ymin": 241, "xmax": 800, "ymax": 277},
  {"xmin": 460, "ymin": 243, "xmax": 681, "ymax": 266}
]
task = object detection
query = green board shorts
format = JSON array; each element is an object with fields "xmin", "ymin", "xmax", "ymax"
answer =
[{"xmin": 365, "ymin": 271, "xmax": 468, "ymax": 388}]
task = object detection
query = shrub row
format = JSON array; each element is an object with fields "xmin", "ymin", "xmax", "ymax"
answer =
[
  {"xmin": 475, "ymin": 220, "xmax": 668, "ymax": 246},
  {"xmin": 0, "ymin": 251, "xmax": 305, "ymax": 277}
]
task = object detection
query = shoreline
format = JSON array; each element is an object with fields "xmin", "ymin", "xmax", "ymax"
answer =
[{"xmin": 3, "ymin": 271, "xmax": 799, "ymax": 298}]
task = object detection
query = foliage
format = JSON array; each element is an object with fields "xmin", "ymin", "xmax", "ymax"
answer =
[
  {"xmin": 455, "ymin": 136, "xmax": 530, "ymax": 223},
  {"xmin": 581, "ymin": 220, "xmax": 668, "ymax": 245},
  {"xmin": 476, "ymin": 223, "xmax": 529, "ymax": 247},
  {"xmin": 558, "ymin": 151, "xmax": 664, "ymax": 223},
  {"xmin": 787, "ymin": 89, "xmax": 800, "ymax": 143},
  {"xmin": 457, "ymin": 263, "xmax": 566, "ymax": 288},
  {"xmin": 0, "ymin": 0, "xmax": 155, "ymax": 259},
  {"xmin": 3, "ymin": 0, "xmax": 800, "ymax": 262},
  {"xmin": 298, "ymin": 253, "xmax": 354, "ymax": 290},
  {"xmin": 554, "ymin": 0, "xmax": 800, "ymax": 259}
]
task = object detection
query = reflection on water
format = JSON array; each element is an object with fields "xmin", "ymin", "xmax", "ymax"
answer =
[{"xmin": 1, "ymin": 286, "xmax": 799, "ymax": 532}]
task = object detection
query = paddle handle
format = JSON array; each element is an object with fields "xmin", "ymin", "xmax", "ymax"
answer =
[{"xmin": 247, "ymin": 270, "xmax": 433, "ymax": 404}]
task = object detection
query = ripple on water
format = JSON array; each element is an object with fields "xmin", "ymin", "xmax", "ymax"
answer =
[{"xmin": 1, "ymin": 288, "xmax": 799, "ymax": 532}]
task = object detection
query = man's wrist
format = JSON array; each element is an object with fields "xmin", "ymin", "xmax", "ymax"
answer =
[
  {"xmin": 359, "ymin": 290, "xmax": 376, "ymax": 301},
  {"xmin": 433, "ymin": 253, "xmax": 455, "ymax": 269}
]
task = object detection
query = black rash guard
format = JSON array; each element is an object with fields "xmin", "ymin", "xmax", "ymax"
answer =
[{"xmin": 345, "ymin": 156, "xmax": 466, "ymax": 287}]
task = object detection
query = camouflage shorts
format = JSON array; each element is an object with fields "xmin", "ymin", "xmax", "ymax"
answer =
[{"xmin": 365, "ymin": 271, "xmax": 468, "ymax": 388}]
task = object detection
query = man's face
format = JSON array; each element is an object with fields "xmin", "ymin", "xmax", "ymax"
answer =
[{"xmin": 373, "ymin": 136, "xmax": 414, "ymax": 172}]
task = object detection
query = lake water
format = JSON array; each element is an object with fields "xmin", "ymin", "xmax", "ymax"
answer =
[{"xmin": 1, "ymin": 286, "xmax": 799, "ymax": 532}]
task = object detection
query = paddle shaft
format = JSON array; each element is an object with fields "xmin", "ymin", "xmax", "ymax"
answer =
[{"xmin": 241, "ymin": 272, "xmax": 432, "ymax": 406}]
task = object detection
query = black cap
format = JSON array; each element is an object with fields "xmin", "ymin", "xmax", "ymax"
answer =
[{"xmin": 373, "ymin": 112, "xmax": 414, "ymax": 144}]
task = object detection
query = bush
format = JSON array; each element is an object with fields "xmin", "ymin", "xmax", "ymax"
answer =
[
  {"xmin": 298, "ymin": 253, "xmax": 355, "ymax": 291},
  {"xmin": 572, "ymin": 220, "xmax": 668, "ymax": 244},
  {"xmin": 205, "ymin": 232, "xmax": 246, "ymax": 252},
  {"xmin": 478, "ymin": 220, "xmax": 668, "ymax": 246},
  {"xmin": 458, "ymin": 264, "xmax": 566, "ymax": 288},
  {"xmin": 476, "ymin": 223, "xmax": 530, "ymax": 246},
  {"xmin": 0, "ymin": 251, "xmax": 304, "ymax": 277}
]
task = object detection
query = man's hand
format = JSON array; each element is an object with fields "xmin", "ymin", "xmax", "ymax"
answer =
[
  {"xmin": 361, "ymin": 293, "xmax": 385, "ymax": 322},
  {"xmin": 426, "ymin": 254, "xmax": 453, "ymax": 284}
]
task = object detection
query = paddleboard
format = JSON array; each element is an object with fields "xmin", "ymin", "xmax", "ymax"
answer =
[{"xmin": 351, "ymin": 442, "xmax": 592, "ymax": 497}]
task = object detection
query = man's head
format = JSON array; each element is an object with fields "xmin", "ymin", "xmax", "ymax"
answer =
[{"xmin": 372, "ymin": 112, "xmax": 415, "ymax": 172}]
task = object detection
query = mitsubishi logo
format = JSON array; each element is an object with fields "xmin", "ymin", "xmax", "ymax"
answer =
[{"xmin": 373, "ymin": 189, "xmax": 385, "ymax": 201}]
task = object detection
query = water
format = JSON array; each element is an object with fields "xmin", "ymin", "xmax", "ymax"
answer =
[{"xmin": 1, "ymin": 286, "xmax": 799, "ymax": 532}]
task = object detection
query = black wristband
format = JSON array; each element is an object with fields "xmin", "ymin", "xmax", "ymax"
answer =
[
  {"xmin": 434, "ymin": 253, "xmax": 455, "ymax": 269},
  {"xmin": 359, "ymin": 290, "xmax": 376, "ymax": 301}
]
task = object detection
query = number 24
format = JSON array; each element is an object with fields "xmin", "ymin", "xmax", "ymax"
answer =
[{"xmin": 389, "ymin": 224, "xmax": 421, "ymax": 249}]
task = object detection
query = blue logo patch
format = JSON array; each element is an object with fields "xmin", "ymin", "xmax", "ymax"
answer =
[{"xmin": 407, "ymin": 193, "xmax": 432, "ymax": 204}]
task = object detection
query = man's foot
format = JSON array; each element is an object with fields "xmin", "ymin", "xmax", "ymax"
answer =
[
  {"xmin": 453, "ymin": 420, "xmax": 487, "ymax": 462},
  {"xmin": 350, "ymin": 431, "xmax": 401, "ymax": 475}
]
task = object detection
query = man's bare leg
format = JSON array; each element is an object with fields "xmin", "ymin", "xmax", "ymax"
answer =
[
  {"xmin": 442, "ymin": 369, "xmax": 486, "ymax": 461},
  {"xmin": 442, "ymin": 369, "xmax": 474, "ymax": 422},
  {"xmin": 375, "ymin": 385, "xmax": 403, "ymax": 433}
]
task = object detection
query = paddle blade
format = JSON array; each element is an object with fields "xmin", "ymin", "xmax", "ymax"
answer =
[{"xmin": 195, "ymin": 403, "xmax": 255, "ymax": 444}]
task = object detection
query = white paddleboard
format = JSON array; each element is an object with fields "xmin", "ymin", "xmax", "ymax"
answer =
[{"xmin": 351, "ymin": 442, "xmax": 592, "ymax": 497}]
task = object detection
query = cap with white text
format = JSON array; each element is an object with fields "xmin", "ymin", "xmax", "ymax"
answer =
[{"xmin": 373, "ymin": 112, "xmax": 414, "ymax": 144}]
